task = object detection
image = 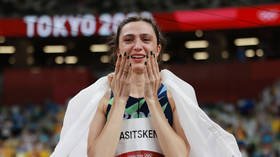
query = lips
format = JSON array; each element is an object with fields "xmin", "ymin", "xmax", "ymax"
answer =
[
  {"xmin": 130, "ymin": 54, "xmax": 146, "ymax": 59},
  {"xmin": 130, "ymin": 54, "xmax": 146, "ymax": 63}
]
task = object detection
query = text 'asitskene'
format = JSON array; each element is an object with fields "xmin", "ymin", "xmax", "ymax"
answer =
[{"xmin": 120, "ymin": 130, "xmax": 157, "ymax": 140}]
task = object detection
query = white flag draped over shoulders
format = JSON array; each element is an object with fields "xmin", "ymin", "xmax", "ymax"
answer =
[{"xmin": 51, "ymin": 69, "xmax": 241, "ymax": 157}]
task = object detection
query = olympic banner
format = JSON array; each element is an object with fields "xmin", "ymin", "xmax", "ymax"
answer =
[
  {"xmin": 0, "ymin": 3, "xmax": 280, "ymax": 37},
  {"xmin": 160, "ymin": 3, "xmax": 280, "ymax": 31}
]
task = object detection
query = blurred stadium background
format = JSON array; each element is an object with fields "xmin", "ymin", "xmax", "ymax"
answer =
[{"xmin": 1, "ymin": 0, "xmax": 280, "ymax": 156}]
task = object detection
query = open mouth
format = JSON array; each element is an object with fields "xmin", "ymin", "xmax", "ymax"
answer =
[{"xmin": 130, "ymin": 54, "xmax": 146, "ymax": 59}]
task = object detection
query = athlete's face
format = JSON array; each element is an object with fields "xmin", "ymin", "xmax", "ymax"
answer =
[{"xmin": 118, "ymin": 21, "xmax": 161, "ymax": 73}]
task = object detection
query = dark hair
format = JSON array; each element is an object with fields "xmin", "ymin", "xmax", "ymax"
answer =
[{"xmin": 108, "ymin": 16, "xmax": 166, "ymax": 63}]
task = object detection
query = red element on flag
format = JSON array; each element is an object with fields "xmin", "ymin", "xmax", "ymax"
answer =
[{"xmin": 118, "ymin": 150, "xmax": 163, "ymax": 157}]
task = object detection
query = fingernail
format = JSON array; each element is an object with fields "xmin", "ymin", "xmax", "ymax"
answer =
[
  {"xmin": 129, "ymin": 63, "xmax": 131, "ymax": 67},
  {"xmin": 127, "ymin": 55, "xmax": 129, "ymax": 59},
  {"xmin": 146, "ymin": 55, "xmax": 148, "ymax": 59},
  {"xmin": 119, "ymin": 54, "xmax": 122, "ymax": 58},
  {"xmin": 150, "ymin": 51, "xmax": 153, "ymax": 55},
  {"xmin": 124, "ymin": 52, "xmax": 127, "ymax": 56},
  {"xmin": 144, "ymin": 62, "xmax": 147, "ymax": 65}
]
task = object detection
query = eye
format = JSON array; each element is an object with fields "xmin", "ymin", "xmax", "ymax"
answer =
[
  {"xmin": 123, "ymin": 38, "xmax": 133, "ymax": 43},
  {"xmin": 142, "ymin": 37, "xmax": 151, "ymax": 42}
]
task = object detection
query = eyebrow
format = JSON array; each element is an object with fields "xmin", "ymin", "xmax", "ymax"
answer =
[
  {"xmin": 122, "ymin": 33, "xmax": 153, "ymax": 38},
  {"xmin": 140, "ymin": 34, "xmax": 152, "ymax": 38}
]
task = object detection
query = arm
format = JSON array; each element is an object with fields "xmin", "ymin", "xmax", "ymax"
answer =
[
  {"xmin": 146, "ymin": 93, "xmax": 190, "ymax": 157},
  {"xmin": 87, "ymin": 52, "xmax": 132, "ymax": 157},
  {"xmin": 144, "ymin": 52, "xmax": 190, "ymax": 157},
  {"xmin": 87, "ymin": 92, "xmax": 127, "ymax": 157}
]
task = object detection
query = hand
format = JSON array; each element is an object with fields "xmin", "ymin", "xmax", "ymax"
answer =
[
  {"xmin": 110, "ymin": 52, "xmax": 132, "ymax": 102},
  {"xmin": 144, "ymin": 51, "xmax": 161, "ymax": 102}
]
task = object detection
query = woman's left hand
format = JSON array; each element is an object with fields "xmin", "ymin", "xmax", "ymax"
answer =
[{"xmin": 144, "ymin": 51, "xmax": 161, "ymax": 103}]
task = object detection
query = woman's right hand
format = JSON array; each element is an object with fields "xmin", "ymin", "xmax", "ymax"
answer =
[{"xmin": 108, "ymin": 52, "xmax": 131, "ymax": 103}]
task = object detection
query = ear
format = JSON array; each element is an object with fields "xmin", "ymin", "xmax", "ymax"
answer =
[{"xmin": 156, "ymin": 44, "xmax": 161, "ymax": 57}]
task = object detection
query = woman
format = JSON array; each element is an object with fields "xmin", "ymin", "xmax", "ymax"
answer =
[
  {"xmin": 87, "ymin": 16, "xmax": 190, "ymax": 157},
  {"xmin": 51, "ymin": 16, "xmax": 241, "ymax": 157}
]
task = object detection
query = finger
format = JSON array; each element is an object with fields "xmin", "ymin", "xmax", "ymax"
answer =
[
  {"xmin": 150, "ymin": 51, "xmax": 158, "ymax": 76},
  {"xmin": 120, "ymin": 52, "xmax": 129, "ymax": 78},
  {"xmin": 122, "ymin": 55, "xmax": 130, "ymax": 78},
  {"xmin": 146, "ymin": 56, "xmax": 153, "ymax": 82},
  {"xmin": 150, "ymin": 51, "xmax": 161, "ymax": 90},
  {"xmin": 144, "ymin": 64, "xmax": 149, "ymax": 83},
  {"xmin": 153, "ymin": 51, "xmax": 160, "ymax": 74},
  {"xmin": 115, "ymin": 53, "xmax": 122, "ymax": 76},
  {"xmin": 117, "ymin": 52, "xmax": 127, "ymax": 79},
  {"xmin": 126, "ymin": 63, "xmax": 132, "ymax": 81},
  {"xmin": 152, "ymin": 51, "xmax": 160, "ymax": 80}
]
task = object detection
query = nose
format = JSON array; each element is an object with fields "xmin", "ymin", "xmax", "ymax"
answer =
[{"xmin": 133, "ymin": 38, "xmax": 143, "ymax": 52}]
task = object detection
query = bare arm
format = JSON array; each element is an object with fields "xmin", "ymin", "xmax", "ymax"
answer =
[
  {"xmin": 87, "ymin": 52, "xmax": 132, "ymax": 157},
  {"xmin": 144, "ymin": 51, "xmax": 190, "ymax": 157},
  {"xmin": 87, "ymin": 92, "xmax": 127, "ymax": 157},
  {"xmin": 146, "ymin": 95, "xmax": 190, "ymax": 157},
  {"xmin": 87, "ymin": 92, "xmax": 107, "ymax": 156}
]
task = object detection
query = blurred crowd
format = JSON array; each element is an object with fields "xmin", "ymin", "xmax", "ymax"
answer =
[
  {"xmin": 0, "ymin": 0, "xmax": 279, "ymax": 17},
  {"xmin": 0, "ymin": 80, "xmax": 280, "ymax": 157},
  {"xmin": 204, "ymin": 80, "xmax": 280, "ymax": 157},
  {"xmin": 0, "ymin": 100, "xmax": 65, "ymax": 157}
]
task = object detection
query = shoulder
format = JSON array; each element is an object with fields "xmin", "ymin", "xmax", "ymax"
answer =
[{"xmin": 98, "ymin": 89, "xmax": 111, "ymax": 115}]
